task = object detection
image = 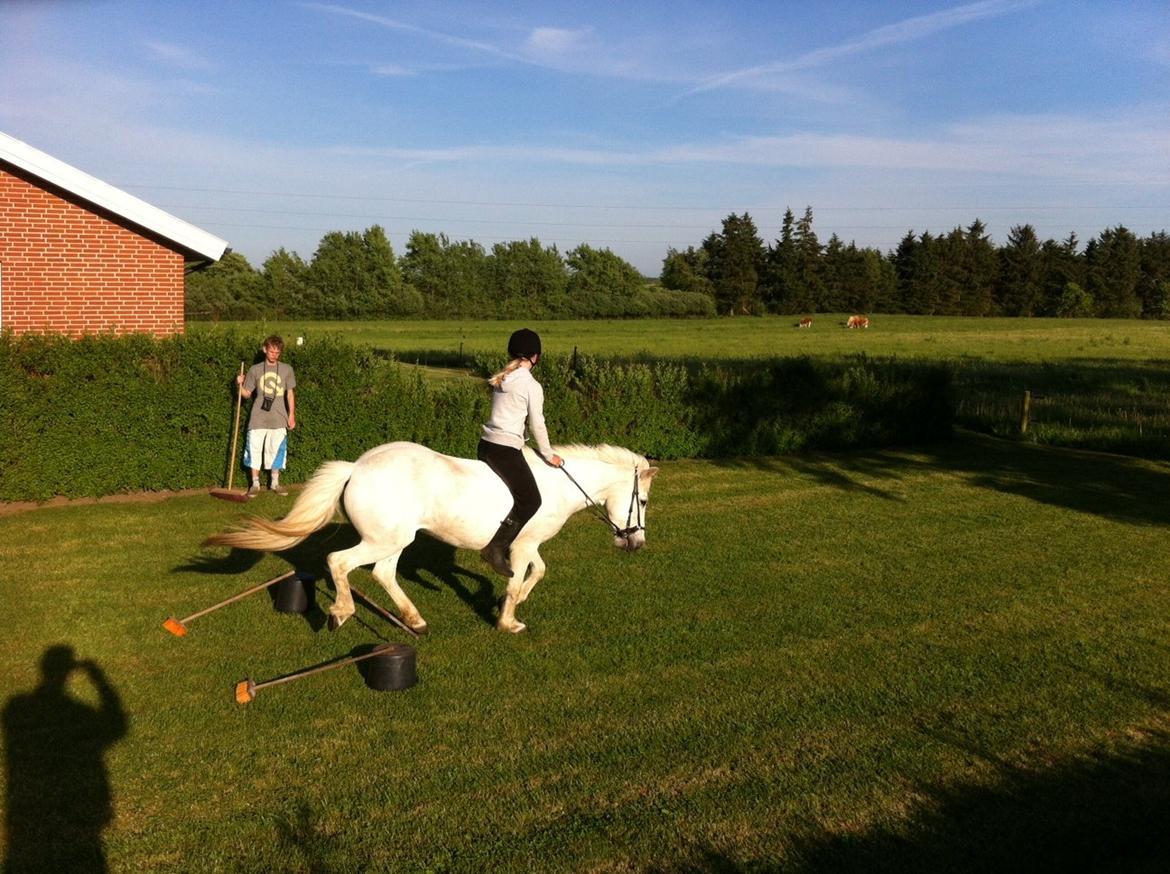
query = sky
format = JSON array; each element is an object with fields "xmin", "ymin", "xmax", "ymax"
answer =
[{"xmin": 2, "ymin": 0, "xmax": 1168, "ymax": 275}]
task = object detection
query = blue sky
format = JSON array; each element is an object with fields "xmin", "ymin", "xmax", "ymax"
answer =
[{"xmin": 2, "ymin": 0, "xmax": 1168, "ymax": 274}]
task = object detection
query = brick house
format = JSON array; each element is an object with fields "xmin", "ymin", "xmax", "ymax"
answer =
[{"xmin": 0, "ymin": 131, "xmax": 227, "ymax": 337}]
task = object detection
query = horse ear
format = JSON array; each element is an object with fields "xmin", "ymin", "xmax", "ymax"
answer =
[{"xmin": 642, "ymin": 467, "xmax": 659, "ymax": 481}]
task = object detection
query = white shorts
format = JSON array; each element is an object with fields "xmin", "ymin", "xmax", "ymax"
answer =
[{"xmin": 243, "ymin": 428, "xmax": 288, "ymax": 471}]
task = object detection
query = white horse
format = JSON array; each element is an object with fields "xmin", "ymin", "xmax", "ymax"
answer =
[{"xmin": 204, "ymin": 441, "xmax": 658, "ymax": 633}]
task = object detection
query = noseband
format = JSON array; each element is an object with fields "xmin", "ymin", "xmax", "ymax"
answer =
[{"xmin": 560, "ymin": 465, "xmax": 645, "ymax": 539}]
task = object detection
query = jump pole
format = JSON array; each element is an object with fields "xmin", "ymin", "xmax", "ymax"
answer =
[
  {"xmin": 235, "ymin": 643, "xmax": 411, "ymax": 704},
  {"xmin": 163, "ymin": 570, "xmax": 298, "ymax": 637},
  {"xmin": 344, "ymin": 583, "xmax": 422, "ymax": 638}
]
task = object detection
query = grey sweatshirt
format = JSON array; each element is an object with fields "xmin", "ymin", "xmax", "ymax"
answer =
[{"xmin": 481, "ymin": 367, "xmax": 554, "ymax": 456}]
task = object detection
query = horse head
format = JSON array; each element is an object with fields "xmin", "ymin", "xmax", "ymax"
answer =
[
  {"xmin": 554, "ymin": 445, "xmax": 659, "ymax": 553},
  {"xmin": 603, "ymin": 463, "xmax": 659, "ymax": 552}
]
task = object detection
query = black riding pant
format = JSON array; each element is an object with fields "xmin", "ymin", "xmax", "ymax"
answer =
[{"xmin": 477, "ymin": 439, "xmax": 542, "ymax": 526}]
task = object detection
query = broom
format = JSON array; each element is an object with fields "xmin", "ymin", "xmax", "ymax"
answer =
[{"xmin": 210, "ymin": 362, "xmax": 251, "ymax": 502}]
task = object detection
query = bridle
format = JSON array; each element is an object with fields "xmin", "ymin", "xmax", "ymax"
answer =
[{"xmin": 559, "ymin": 464, "xmax": 645, "ymax": 540}]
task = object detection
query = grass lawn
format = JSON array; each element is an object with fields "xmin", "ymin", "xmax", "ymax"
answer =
[{"xmin": 2, "ymin": 432, "xmax": 1168, "ymax": 871}]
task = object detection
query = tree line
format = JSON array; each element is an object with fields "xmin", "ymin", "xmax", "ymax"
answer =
[
  {"xmin": 663, "ymin": 208, "xmax": 1170, "ymax": 318},
  {"xmin": 186, "ymin": 211, "xmax": 1170, "ymax": 320},
  {"xmin": 186, "ymin": 226, "xmax": 714, "ymax": 320}
]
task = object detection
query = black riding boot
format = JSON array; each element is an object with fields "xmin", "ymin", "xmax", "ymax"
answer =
[{"xmin": 480, "ymin": 516, "xmax": 522, "ymax": 577}]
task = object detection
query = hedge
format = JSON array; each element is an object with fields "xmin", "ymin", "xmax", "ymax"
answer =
[{"xmin": 0, "ymin": 331, "xmax": 953, "ymax": 501}]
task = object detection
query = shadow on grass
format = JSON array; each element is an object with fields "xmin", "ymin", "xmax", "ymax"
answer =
[
  {"xmin": 661, "ymin": 725, "xmax": 1170, "ymax": 873},
  {"xmin": 720, "ymin": 431, "xmax": 1170, "ymax": 528},
  {"xmin": 179, "ymin": 526, "xmax": 498, "ymax": 628},
  {"xmin": 952, "ymin": 357, "xmax": 1170, "ymax": 460},
  {"xmin": 3, "ymin": 646, "xmax": 128, "ymax": 873}
]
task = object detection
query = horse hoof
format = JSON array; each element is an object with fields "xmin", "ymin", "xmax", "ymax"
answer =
[
  {"xmin": 411, "ymin": 622, "xmax": 429, "ymax": 636},
  {"xmin": 497, "ymin": 619, "xmax": 526, "ymax": 634},
  {"xmin": 327, "ymin": 612, "xmax": 350, "ymax": 631}
]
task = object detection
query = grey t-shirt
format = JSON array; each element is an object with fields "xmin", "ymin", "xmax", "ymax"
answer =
[{"xmin": 244, "ymin": 361, "xmax": 296, "ymax": 429}]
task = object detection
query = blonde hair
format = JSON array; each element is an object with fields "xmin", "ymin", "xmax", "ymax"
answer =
[{"xmin": 488, "ymin": 357, "xmax": 526, "ymax": 388}]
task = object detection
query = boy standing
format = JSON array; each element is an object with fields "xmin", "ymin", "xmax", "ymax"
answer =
[{"xmin": 236, "ymin": 335, "xmax": 297, "ymax": 495}]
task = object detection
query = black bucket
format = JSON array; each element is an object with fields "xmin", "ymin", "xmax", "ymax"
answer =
[
  {"xmin": 273, "ymin": 572, "xmax": 314, "ymax": 614},
  {"xmin": 360, "ymin": 643, "xmax": 417, "ymax": 691}
]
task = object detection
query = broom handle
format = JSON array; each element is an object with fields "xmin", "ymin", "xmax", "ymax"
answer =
[
  {"xmin": 350, "ymin": 584, "xmax": 421, "ymax": 637},
  {"xmin": 226, "ymin": 362, "xmax": 245, "ymax": 490},
  {"xmin": 255, "ymin": 644, "xmax": 395, "ymax": 691},
  {"xmin": 181, "ymin": 571, "xmax": 296, "ymax": 623}
]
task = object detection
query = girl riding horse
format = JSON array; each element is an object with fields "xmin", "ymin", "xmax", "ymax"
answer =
[{"xmin": 477, "ymin": 328, "xmax": 564, "ymax": 577}]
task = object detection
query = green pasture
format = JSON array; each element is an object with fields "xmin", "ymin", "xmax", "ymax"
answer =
[
  {"xmin": 204, "ymin": 314, "xmax": 1169, "ymax": 362},
  {"xmin": 3, "ymin": 433, "xmax": 1168, "ymax": 871},
  {"xmin": 207, "ymin": 315, "xmax": 1170, "ymax": 460}
]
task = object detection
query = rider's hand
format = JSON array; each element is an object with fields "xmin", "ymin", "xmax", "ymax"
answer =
[{"xmin": 548, "ymin": 454, "xmax": 563, "ymax": 467}]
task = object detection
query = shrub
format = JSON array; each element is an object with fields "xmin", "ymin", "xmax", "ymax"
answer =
[{"xmin": 0, "ymin": 333, "xmax": 952, "ymax": 501}]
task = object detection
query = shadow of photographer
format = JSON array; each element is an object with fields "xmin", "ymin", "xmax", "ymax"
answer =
[{"xmin": 3, "ymin": 645, "xmax": 128, "ymax": 873}]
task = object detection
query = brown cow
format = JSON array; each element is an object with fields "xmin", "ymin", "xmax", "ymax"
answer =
[
  {"xmin": 797, "ymin": 317, "xmax": 813, "ymax": 328},
  {"xmin": 846, "ymin": 315, "xmax": 870, "ymax": 329}
]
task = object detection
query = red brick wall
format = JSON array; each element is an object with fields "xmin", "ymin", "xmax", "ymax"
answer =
[{"xmin": 0, "ymin": 164, "xmax": 186, "ymax": 337}]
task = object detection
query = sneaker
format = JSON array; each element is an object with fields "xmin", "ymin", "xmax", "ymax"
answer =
[
  {"xmin": 270, "ymin": 483, "xmax": 289, "ymax": 496},
  {"xmin": 247, "ymin": 483, "xmax": 261, "ymax": 497}
]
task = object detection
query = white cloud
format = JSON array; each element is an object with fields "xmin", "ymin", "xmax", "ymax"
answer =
[
  {"xmin": 684, "ymin": 0, "xmax": 1039, "ymax": 96},
  {"xmin": 323, "ymin": 108, "xmax": 1170, "ymax": 186},
  {"xmin": 525, "ymin": 26, "xmax": 592, "ymax": 57},
  {"xmin": 145, "ymin": 40, "xmax": 213, "ymax": 71},
  {"xmin": 304, "ymin": 2, "xmax": 692, "ymax": 85},
  {"xmin": 303, "ymin": 2, "xmax": 527, "ymax": 64},
  {"xmin": 371, "ymin": 64, "xmax": 417, "ymax": 77}
]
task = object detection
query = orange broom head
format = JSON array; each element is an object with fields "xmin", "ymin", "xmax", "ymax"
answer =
[
  {"xmin": 235, "ymin": 679, "xmax": 256, "ymax": 705},
  {"xmin": 163, "ymin": 617, "xmax": 188, "ymax": 637}
]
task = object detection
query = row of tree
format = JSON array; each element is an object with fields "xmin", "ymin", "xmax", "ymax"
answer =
[
  {"xmin": 663, "ymin": 209, "xmax": 1170, "ymax": 318},
  {"xmin": 186, "ymin": 212, "xmax": 1170, "ymax": 320},
  {"xmin": 186, "ymin": 226, "xmax": 713, "ymax": 320}
]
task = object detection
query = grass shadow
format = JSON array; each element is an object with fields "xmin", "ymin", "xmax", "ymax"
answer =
[
  {"xmin": 397, "ymin": 532, "xmax": 498, "ymax": 627},
  {"xmin": 723, "ymin": 431, "xmax": 1170, "ymax": 529},
  {"xmin": 655, "ymin": 725, "xmax": 1170, "ymax": 873},
  {"xmin": 179, "ymin": 526, "xmax": 498, "ymax": 628}
]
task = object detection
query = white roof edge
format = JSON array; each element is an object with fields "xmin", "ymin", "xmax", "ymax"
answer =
[{"xmin": 0, "ymin": 131, "xmax": 228, "ymax": 263}]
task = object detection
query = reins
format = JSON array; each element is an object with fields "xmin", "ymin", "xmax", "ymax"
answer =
[{"xmin": 559, "ymin": 464, "xmax": 644, "ymax": 539}]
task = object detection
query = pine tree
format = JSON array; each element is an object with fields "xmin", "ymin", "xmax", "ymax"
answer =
[
  {"xmin": 1085, "ymin": 226, "xmax": 1141, "ymax": 317},
  {"xmin": 705, "ymin": 213, "xmax": 764, "ymax": 315},
  {"xmin": 794, "ymin": 207, "xmax": 824, "ymax": 311},
  {"xmin": 1138, "ymin": 231, "xmax": 1170, "ymax": 318},
  {"xmin": 961, "ymin": 220, "xmax": 997, "ymax": 316},
  {"xmin": 998, "ymin": 225, "xmax": 1043, "ymax": 316},
  {"xmin": 762, "ymin": 209, "xmax": 798, "ymax": 313}
]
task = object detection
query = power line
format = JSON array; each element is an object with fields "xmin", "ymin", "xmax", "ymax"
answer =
[{"xmin": 169, "ymin": 202, "xmax": 1108, "ymax": 232}]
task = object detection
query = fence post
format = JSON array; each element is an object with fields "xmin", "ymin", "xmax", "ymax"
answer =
[{"xmin": 1020, "ymin": 389, "xmax": 1032, "ymax": 434}]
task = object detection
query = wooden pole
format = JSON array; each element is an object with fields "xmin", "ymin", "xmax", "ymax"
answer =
[{"xmin": 1020, "ymin": 389, "xmax": 1032, "ymax": 434}]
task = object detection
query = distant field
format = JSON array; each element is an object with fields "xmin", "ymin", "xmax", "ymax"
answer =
[{"xmin": 197, "ymin": 315, "xmax": 1170, "ymax": 363}]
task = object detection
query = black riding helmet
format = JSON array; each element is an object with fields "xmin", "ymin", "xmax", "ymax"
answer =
[{"xmin": 508, "ymin": 328, "xmax": 541, "ymax": 361}]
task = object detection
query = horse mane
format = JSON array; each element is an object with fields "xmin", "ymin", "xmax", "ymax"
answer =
[{"xmin": 541, "ymin": 443, "xmax": 649, "ymax": 469}]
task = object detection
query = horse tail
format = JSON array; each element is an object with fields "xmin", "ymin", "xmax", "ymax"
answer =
[{"xmin": 202, "ymin": 461, "xmax": 355, "ymax": 552}]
